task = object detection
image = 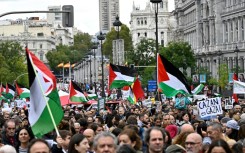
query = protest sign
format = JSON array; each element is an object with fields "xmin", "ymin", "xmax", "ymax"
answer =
[
  {"xmin": 225, "ymin": 98, "xmax": 234, "ymax": 110},
  {"xmin": 197, "ymin": 97, "xmax": 222, "ymax": 118}
]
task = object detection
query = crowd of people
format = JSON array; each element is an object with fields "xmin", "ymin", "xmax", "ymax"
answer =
[{"xmin": 0, "ymin": 93, "xmax": 245, "ymax": 153}]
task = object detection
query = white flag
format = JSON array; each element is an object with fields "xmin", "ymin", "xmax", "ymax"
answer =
[{"xmin": 233, "ymin": 80, "xmax": 245, "ymax": 94}]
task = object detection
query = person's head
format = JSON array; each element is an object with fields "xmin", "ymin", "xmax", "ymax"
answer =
[
  {"xmin": 74, "ymin": 122, "xmax": 81, "ymax": 133},
  {"xmin": 234, "ymin": 105, "xmax": 242, "ymax": 113},
  {"xmin": 163, "ymin": 114, "xmax": 171, "ymax": 127},
  {"xmin": 144, "ymin": 127, "xmax": 165, "ymax": 153},
  {"xmin": 87, "ymin": 116, "xmax": 94, "ymax": 124},
  {"xmin": 207, "ymin": 139, "xmax": 232, "ymax": 153},
  {"xmin": 0, "ymin": 145, "xmax": 17, "ymax": 153},
  {"xmin": 225, "ymin": 120, "xmax": 239, "ymax": 139},
  {"xmin": 207, "ymin": 122, "xmax": 223, "ymax": 141},
  {"xmin": 231, "ymin": 143, "xmax": 243, "ymax": 153},
  {"xmin": 185, "ymin": 133, "xmax": 203, "ymax": 153},
  {"xmin": 117, "ymin": 144, "xmax": 136, "ymax": 153},
  {"xmin": 3, "ymin": 111, "xmax": 10, "ymax": 121},
  {"xmin": 83, "ymin": 128, "xmax": 95, "ymax": 143},
  {"xmin": 118, "ymin": 128, "xmax": 142, "ymax": 151},
  {"xmin": 68, "ymin": 133, "xmax": 89, "ymax": 153},
  {"xmin": 16, "ymin": 127, "xmax": 34, "ymax": 147},
  {"xmin": 180, "ymin": 124, "xmax": 194, "ymax": 134},
  {"xmin": 4, "ymin": 119, "xmax": 16, "ymax": 137},
  {"xmin": 181, "ymin": 111, "xmax": 191, "ymax": 122},
  {"xmin": 56, "ymin": 130, "xmax": 72, "ymax": 150},
  {"xmin": 27, "ymin": 139, "xmax": 50, "ymax": 153},
  {"xmin": 96, "ymin": 124, "xmax": 104, "ymax": 135},
  {"xmin": 93, "ymin": 132, "xmax": 117, "ymax": 153},
  {"xmin": 118, "ymin": 107, "xmax": 125, "ymax": 116}
]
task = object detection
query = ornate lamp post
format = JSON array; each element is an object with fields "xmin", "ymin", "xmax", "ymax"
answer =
[
  {"xmin": 113, "ymin": 15, "xmax": 122, "ymax": 65},
  {"xmin": 150, "ymin": 0, "xmax": 162, "ymax": 82},
  {"xmin": 97, "ymin": 32, "xmax": 106, "ymax": 98},
  {"xmin": 92, "ymin": 43, "xmax": 98, "ymax": 94},
  {"xmin": 217, "ymin": 50, "xmax": 223, "ymax": 93}
]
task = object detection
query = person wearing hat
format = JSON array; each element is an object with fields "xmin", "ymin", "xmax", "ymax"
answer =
[
  {"xmin": 166, "ymin": 144, "xmax": 186, "ymax": 153},
  {"xmin": 225, "ymin": 120, "xmax": 239, "ymax": 141}
]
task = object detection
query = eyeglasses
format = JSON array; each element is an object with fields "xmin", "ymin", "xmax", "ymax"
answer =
[{"xmin": 185, "ymin": 142, "xmax": 200, "ymax": 146}]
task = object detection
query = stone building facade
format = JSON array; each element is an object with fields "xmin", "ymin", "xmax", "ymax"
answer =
[{"xmin": 174, "ymin": 0, "xmax": 245, "ymax": 80}]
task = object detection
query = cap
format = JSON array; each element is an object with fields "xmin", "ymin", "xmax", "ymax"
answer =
[
  {"xmin": 226, "ymin": 120, "xmax": 240, "ymax": 130},
  {"xmin": 166, "ymin": 144, "xmax": 186, "ymax": 153}
]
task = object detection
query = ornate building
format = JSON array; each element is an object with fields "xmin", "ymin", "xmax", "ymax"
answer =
[
  {"xmin": 174, "ymin": 0, "xmax": 245, "ymax": 80},
  {"xmin": 130, "ymin": 0, "xmax": 176, "ymax": 47}
]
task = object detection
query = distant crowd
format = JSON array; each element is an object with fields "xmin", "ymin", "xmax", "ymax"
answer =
[{"xmin": 0, "ymin": 92, "xmax": 244, "ymax": 153}]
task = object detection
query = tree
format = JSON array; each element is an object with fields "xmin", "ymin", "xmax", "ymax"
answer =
[
  {"xmin": 160, "ymin": 41, "xmax": 196, "ymax": 73},
  {"xmin": 46, "ymin": 32, "xmax": 93, "ymax": 74},
  {"xmin": 218, "ymin": 63, "xmax": 229, "ymax": 90},
  {"xmin": 103, "ymin": 24, "xmax": 133, "ymax": 62},
  {"xmin": 0, "ymin": 41, "xmax": 28, "ymax": 86}
]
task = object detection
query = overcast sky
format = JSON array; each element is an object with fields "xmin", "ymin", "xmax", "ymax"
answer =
[{"xmin": 0, "ymin": 0, "xmax": 174, "ymax": 35}]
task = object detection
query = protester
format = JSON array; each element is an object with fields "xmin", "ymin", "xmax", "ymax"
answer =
[
  {"xmin": 67, "ymin": 133, "xmax": 90, "ymax": 153},
  {"xmin": 27, "ymin": 139, "xmax": 50, "ymax": 153},
  {"xmin": 2, "ymin": 119, "xmax": 17, "ymax": 146},
  {"xmin": 51, "ymin": 130, "xmax": 72, "ymax": 153},
  {"xmin": 15, "ymin": 127, "xmax": 34, "ymax": 153},
  {"xmin": 225, "ymin": 120, "xmax": 239, "ymax": 141},
  {"xmin": 206, "ymin": 139, "xmax": 232, "ymax": 153},
  {"xmin": 0, "ymin": 145, "xmax": 17, "ymax": 153},
  {"xmin": 118, "ymin": 128, "xmax": 142, "ymax": 152},
  {"xmin": 144, "ymin": 127, "xmax": 165, "ymax": 153},
  {"xmin": 93, "ymin": 132, "xmax": 117, "ymax": 153},
  {"xmin": 184, "ymin": 133, "xmax": 203, "ymax": 153}
]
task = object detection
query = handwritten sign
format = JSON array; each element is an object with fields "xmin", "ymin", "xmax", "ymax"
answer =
[
  {"xmin": 197, "ymin": 97, "xmax": 223, "ymax": 118},
  {"xmin": 225, "ymin": 98, "xmax": 234, "ymax": 110}
]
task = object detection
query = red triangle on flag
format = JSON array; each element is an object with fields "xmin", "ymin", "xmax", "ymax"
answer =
[
  {"xmin": 233, "ymin": 73, "xmax": 238, "ymax": 103},
  {"xmin": 109, "ymin": 65, "xmax": 117, "ymax": 88},
  {"xmin": 157, "ymin": 54, "xmax": 170, "ymax": 83}
]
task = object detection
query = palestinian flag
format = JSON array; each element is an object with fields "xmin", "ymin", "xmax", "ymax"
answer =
[
  {"xmin": 191, "ymin": 84, "xmax": 204, "ymax": 95},
  {"xmin": 109, "ymin": 63, "xmax": 137, "ymax": 89},
  {"xmin": 87, "ymin": 94, "xmax": 98, "ymax": 100},
  {"xmin": 4, "ymin": 83, "xmax": 15, "ymax": 99},
  {"xmin": 128, "ymin": 87, "xmax": 136, "ymax": 104},
  {"xmin": 69, "ymin": 81, "xmax": 87, "ymax": 102},
  {"xmin": 15, "ymin": 82, "xmax": 30, "ymax": 99},
  {"xmin": 26, "ymin": 48, "xmax": 63, "ymax": 138},
  {"xmin": 157, "ymin": 54, "xmax": 191, "ymax": 97}
]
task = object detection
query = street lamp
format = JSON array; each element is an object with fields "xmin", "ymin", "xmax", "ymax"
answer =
[
  {"xmin": 113, "ymin": 15, "xmax": 122, "ymax": 65},
  {"xmin": 97, "ymin": 31, "xmax": 106, "ymax": 98},
  {"xmin": 150, "ymin": 0, "xmax": 162, "ymax": 81},
  {"xmin": 234, "ymin": 46, "xmax": 240, "ymax": 76},
  {"xmin": 113, "ymin": 15, "xmax": 122, "ymax": 39},
  {"xmin": 92, "ymin": 43, "xmax": 98, "ymax": 83}
]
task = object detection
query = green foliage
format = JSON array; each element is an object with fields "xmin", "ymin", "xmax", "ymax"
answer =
[
  {"xmin": 218, "ymin": 63, "xmax": 229, "ymax": 90},
  {"xmin": 0, "ymin": 41, "xmax": 28, "ymax": 86},
  {"xmin": 103, "ymin": 24, "xmax": 133, "ymax": 62},
  {"xmin": 160, "ymin": 41, "xmax": 196, "ymax": 70},
  {"xmin": 208, "ymin": 77, "xmax": 218, "ymax": 85},
  {"xmin": 140, "ymin": 66, "xmax": 155, "ymax": 87},
  {"xmin": 46, "ymin": 32, "xmax": 92, "ymax": 74}
]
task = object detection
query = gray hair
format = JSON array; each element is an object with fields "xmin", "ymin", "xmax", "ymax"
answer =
[
  {"xmin": 93, "ymin": 132, "xmax": 117, "ymax": 149},
  {"xmin": 208, "ymin": 122, "xmax": 223, "ymax": 132},
  {"xmin": 0, "ymin": 145, "xmax": 17, "ymax": 153}
]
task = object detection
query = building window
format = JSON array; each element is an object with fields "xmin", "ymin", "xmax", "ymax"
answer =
[
  {"xmin": 33, "ymin": 42, "xmax": 35, "ymax": 48},
  {"xmin": 40, "ymin": 51, "xmax": 43, "ymax": 61},
  {"xmin": 145, "ymin": 32, "xmax": 147, "ymax": 37},
  {"xmin": 236, "ymin": 19, "xmax": 239, "ymax": 41},
  {"xmin": 40, "ymin": 44, "xmax": 42, "ymax": 49},
  {"xmin": 138, "ymin": 33, "xmax": 140, "ymax": 37},
  {"xmin": 145, "ymin": 18, "xmax": 147, "ymax": 25}
]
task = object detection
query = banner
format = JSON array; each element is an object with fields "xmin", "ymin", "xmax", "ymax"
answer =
[
  {"xmin": 233, "ymin": 80, "xmax": 245, "ymax": 94},
  {"xmin": 197, "ymin": 97, "xmax": 223, "ymax": 118}
]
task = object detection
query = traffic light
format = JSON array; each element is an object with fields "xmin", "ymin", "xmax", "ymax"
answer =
[{"xmin": 62, "ymin": 5, "xmax": 74, "ymax": 27}]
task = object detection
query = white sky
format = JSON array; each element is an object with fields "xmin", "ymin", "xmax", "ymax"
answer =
[{"xmin": 0, "ymin": 0, "xmax": 174, "ymax": 35}]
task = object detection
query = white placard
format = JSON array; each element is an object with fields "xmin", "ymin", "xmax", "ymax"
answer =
[
  {"xmin": 225, "ymin": 98, "xmax": 234, "ymax": 110},
  {"xmin": 197, "ymin": 97, "xmax": 223, "ymax": 118}
]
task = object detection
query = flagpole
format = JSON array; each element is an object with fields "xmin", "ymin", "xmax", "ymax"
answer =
[
  {"xmin": 62, "ymin": 63, "xmax": 64, "ymax": 90},
  {"xmin": 27, "ymin": 51, "xmax": 60, "ymax": 137}
]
